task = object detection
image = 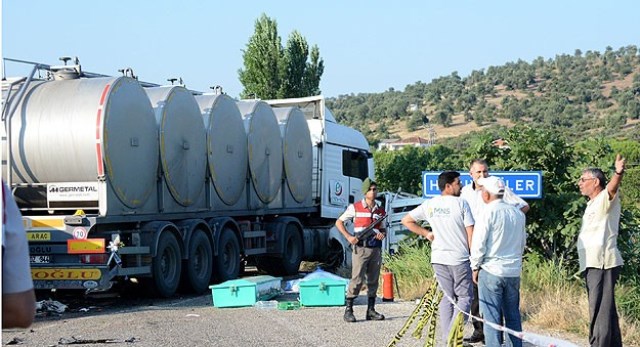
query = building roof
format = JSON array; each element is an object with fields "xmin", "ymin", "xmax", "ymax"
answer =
[{"xmin": 395, "ymin": 136, "xmax": 429, "ymax": 144}]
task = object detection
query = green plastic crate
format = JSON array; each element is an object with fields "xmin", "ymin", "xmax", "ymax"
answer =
[
  {"xmin": 209, "ymin": 275, "xmax": 282, "ymax": 308},
  {"xmin": 298, "ymin": 279, "xmax": 346, "ymax": 307},
  {"xmin": 277, "ymin": 301, "xmax": 301, "ymax": 310}
]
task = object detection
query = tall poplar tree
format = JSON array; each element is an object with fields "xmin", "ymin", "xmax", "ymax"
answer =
[
  {"xmin": 304, "ymin": 45, "xmax": 324, "ymax": 96},
  {"xmin": 239, "ymin": 14, "xmax": 324, "ymax": 99},
  {"xmin": 279, "ymin": 31, "xmax": 309, "ymax": 98},
  {"xmin": 238, "ymin": 14, "xmax": 282, "ymax": 99}
]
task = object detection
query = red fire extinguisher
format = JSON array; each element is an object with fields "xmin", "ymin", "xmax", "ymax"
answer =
[{"xmin": 382, "ymin": 270, "xmax": 395, "ymax": 302}]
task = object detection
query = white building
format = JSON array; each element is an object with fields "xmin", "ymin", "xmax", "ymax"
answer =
[{"xmin": 377, "ymin": 136, "xmax": 432, "ymax": 151}]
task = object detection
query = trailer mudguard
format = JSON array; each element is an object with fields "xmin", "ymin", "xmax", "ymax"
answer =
[
  {"xmin": 175, "ymin": 219, "xmax": 212, "ymax": 260},
  {"xmin": 206, "ymin": 217, "xmax": 243, "ymax": 256},
  {"xmin": 264, "ymin": 216, "xmax": 303, "ymax": 256},
  {"xmin": 139, "ymin": 221, "xmax": 184, "ymax": 258}
]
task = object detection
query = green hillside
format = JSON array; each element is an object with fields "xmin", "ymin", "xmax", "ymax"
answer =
[{"xmin": 326, "ymin": 45, "xmax": 640, "ymax": 147}]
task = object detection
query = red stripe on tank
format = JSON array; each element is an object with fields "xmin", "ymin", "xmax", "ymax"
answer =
[{"xmin": 95, "ymin": 84, "xmax": 110, "ymax": 177}]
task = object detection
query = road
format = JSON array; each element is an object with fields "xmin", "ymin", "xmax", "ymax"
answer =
[
  {"xmin": 2, "ymin": 293, "xmax": 421, "ymax": 347},
  {"xmin": 2, "ymin": 291, "xmax": 589, "ymax": 347},
  {"xmin": 2, "ymin": 267, "xmax": 592, "ymax": 347}
]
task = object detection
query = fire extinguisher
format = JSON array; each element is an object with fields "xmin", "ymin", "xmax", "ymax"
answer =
[{"xmin": 382, "ymin": 269, "xmax": 395, "ymax": 302}]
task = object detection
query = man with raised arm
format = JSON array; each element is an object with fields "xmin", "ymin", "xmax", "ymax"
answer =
[{"xmin": 577, "ymin": 154, "xmax": 626, "ymax": 347}]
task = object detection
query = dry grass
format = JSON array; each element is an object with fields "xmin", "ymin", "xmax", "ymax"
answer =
[
  {"xmin": 391, "ymin": 277, "xmax": 436, "ymax": 301},
  {"xmin": 521, "ymin": 284, "xmax": 589, "ymax": 335},
  {"xmin": 601, "ymin": 69, "xmax": 640, "ymax": 97},
  {"xmin": 521, "ymin": 282, "xmax": 640, "ymax": 346}
]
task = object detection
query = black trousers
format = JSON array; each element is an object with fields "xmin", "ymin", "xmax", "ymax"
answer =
[
  {"xmin": 585, "ymin": 267, "xmax": 622, "ymax": 347},
  {"xmin": 471, "ymin": 282, "xmax": 483, "ymax": 334}
]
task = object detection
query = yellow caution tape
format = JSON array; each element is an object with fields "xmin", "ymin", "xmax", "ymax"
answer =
[
  {"xmin": 388, "ymin": 278, "xmax": 581, "ymax": 347},
  {"xmin": 447, "ymin": 311, "xmax": 464, "ymax": 347}
]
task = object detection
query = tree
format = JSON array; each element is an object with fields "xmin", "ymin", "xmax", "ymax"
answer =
[
  {"xmin": 374, "ymin": 145, "xmax": 456, "ymax": 195},
  {"xmin": 238, "ymin": 14, "xmax": 282, "ymax": 99},
  {"xmin": 239, "ymin": 14, "xmax": 324, "ymax": 99},
  {"xmin": 279, "ymin": 31, "xmax": 308, "ymax": 98},
  {"xmin": 304, "ymin": 45, "xmax": 324, "ymax": 96}
]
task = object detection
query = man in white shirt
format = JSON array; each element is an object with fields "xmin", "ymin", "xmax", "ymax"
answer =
[
  {"xmin": 576, "ymin": 155, "xmax": 625, "ymax": 347},
  {"xmin": 470, "ymin": 176, "xmax": 526, "ymax": 347},
  {"xmin": 461, "ymin": 159, "xmax": 529, "ymax": 220},
  {"xmin": 402, "ymin": 171, "xmax": 474, "ymax": 343},
  {"xmin": 2, "ymin": 181, "xmax": 36, "ymax": 328},
  {"xmin": 461, "ymin": 159, "xmax": 529, "ymax": 344}
]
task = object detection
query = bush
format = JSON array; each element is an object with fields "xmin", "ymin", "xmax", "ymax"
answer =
[{"xmin": 382, "ymin": 236, "xmax": 434, "ymax": 299}]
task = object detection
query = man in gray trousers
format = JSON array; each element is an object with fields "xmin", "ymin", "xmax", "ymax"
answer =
[{"xmin": 402, "ymin": 171, "xmax": 474, "ymax": 343}]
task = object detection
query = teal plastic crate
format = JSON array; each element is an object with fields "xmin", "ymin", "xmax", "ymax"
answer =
[
  {"xmin": 298, "ymin": 279, "xmax": 346, "ymax": 307},
  {"xmin": 209, "ymin": 275, "xmax": 282, "ymax": 308}
]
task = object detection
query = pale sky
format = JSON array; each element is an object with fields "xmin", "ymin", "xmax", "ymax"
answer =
[{"xmin": 2, "ymin": 0, "xmax": 638, "ymax": 98}]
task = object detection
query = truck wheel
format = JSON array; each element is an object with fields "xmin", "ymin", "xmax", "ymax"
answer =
[
  {"xmin": 257, "ymin": 224, "xmax": 303, "ymax": 276},
  {"xmin": 213, "ymin": 229, "xmax": 241, "ymax": 283},
  {"xmin": 152, "ymin": 231, "xmax": 182, "ymax": 298},
  {"xmin": 279, "ymin": 224, "xmax": 303, "ymax": 275},
  {"xmin": 185, "ymin": 230, "xmax": 213, "ymax": 294}
]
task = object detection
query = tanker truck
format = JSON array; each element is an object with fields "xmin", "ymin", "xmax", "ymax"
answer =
[{"xmin": 2, "ymin": 57, "xmax": 421, "ymax": 297}]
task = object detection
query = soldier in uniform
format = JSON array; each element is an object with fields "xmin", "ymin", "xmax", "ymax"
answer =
[{"xmin": 335, "ymin": 178, "xmax": 386, "ymax": 322}]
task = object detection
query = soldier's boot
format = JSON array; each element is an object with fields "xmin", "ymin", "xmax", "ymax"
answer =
[
  {"xmin": 366, "ymin": 297, "xmax": 385, "ymax": 321},
  {"xmin": 343, "ymin": 298, "xmax": 356, "ymax": 323}
]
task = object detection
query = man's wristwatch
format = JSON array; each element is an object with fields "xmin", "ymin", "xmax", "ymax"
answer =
[{"xmin": 615, "ymin": 170, "xmax": 624, "ymax": 175}]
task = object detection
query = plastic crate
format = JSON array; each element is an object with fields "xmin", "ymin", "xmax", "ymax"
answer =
[
  {"xmin": 209, "ymin": 275, "xmax": 282, "ymax": 308},
  {"xmin": 277, "ymin": 301, "xmax": 301, "ymax": 310},
  {"xmin": 298, "ymin": 279, "xmax": 346, "ymax": 307}
]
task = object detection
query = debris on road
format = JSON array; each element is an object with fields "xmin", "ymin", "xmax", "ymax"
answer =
[
  {"xmin": 36, "ymin": 300, "xmax": 67, "ymax": 313},
  {"xmin": 58, "ymin": 336, "xmax": 137, "ymax": 344},
  {"xmin": 35, "ymin": 300, "xmax": 68, "ymax": 315},
  {"xmin": 5, "ymin": 337, "xmax": 25, "ymax": 345}
]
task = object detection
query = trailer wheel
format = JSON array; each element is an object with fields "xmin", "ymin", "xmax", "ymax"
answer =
[
  {"xmin": 213, "ymin": 229, "xmax": 241, "ymax": 283},
  {"xmin": 152, "ymin": 231, "xmax": 182, "ymax": 298},
  {"xmin": 257, "ymin": 224, "xmax": 303, "ymax": 276},
  {"xmin": 279, "ymin": 224, "xmax": 303, "ymax": 275},
  {"xmin": 185, "ymin": 230, "xmax": 213, "ymax": 294}
]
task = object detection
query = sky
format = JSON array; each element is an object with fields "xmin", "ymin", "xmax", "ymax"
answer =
[{"xmin": 2, "ymin": 1, "xmax": 639, "ymax": 99}]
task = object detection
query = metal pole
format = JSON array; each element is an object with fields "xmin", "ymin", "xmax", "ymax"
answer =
[{"xmin": 3, "ymin": 62, "xmax": 42, "ymax": 188}]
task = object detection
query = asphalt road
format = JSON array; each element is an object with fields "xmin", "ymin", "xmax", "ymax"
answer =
[
  {"xmin": 2, "ymin": 279, "xmax": 590, "ymax": 347},
  {"xmin": 2, "ymin": 292, "xmax": 590, "ymax": 347},
  {"xmin": 2, "ymin": 294, "xmax": 426, "ymax": 347}
]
